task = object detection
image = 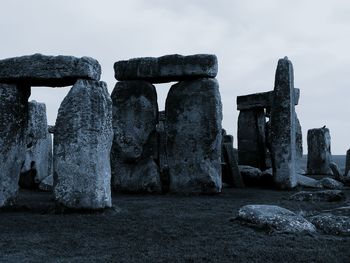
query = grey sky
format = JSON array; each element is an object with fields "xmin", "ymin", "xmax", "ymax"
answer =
[{"xmin": 1, "ymin": 0, "xmax": 349, "ymax": 154}]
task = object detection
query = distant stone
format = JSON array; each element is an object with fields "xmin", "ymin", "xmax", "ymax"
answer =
[
  {"xmin": 297, "ymin": 174, "xmax": 322, "ymax": 188},
  {"xmin": 239, "ymin": 165, "xmax": 262, "ymax": 180},
  {"xmin": 222, "ymin": 143, "xmax": 244, "ymax": 188},
  {"xmin": 289, "ymin": 190, "xmax": 346, "ymax": 202},
  {"xmin": 114, "ymin": 54, "xmax": 218, "ymax": 83},
  {"xmin": 110, "ymin": 81, "xmax": 161, "ymax": 193},
  {"xmin": 330, "ymin": 162, "xmax": 342, "ymax": 181},
  {"xmin": 0, "ymin": 54, "xmax": 101, "ymax": 87},
  {"xmin": 306, "ymin": 127, "xmax": 332, "ymax": 175},
  {"xmin": 19, "ymin": 101, "xmax": 52, "ymax": 189},
  {"xmin": 166, "ymin": 78, "xmax": 222, "ymax": 194},
  {"xmin": 48, "ymin": 125, "xmax": 55, "ymax": 134},
  {"xmin": 0, "ymin": 83, "xmax": 30, "ymax": 207},
  {"xmin": 237, "ymin": 204, "xmax": 316, "ymax": 233},
  {"xmin": 320, "ymin": 177, "xmax": 344, "ymax": 190},
  {"xmin": 295, "ymin": 114, "xmax": 303, "ymax": 173},
  {"xmin": 237, "ymin": 108, "xmax": 267, "ymax": 170},
  {"xmin": 270, "ymin": 57, "xmax": 297, "ymax": 189},
  {"xmin": 345, "ymin": 149, "xmax": 350, "ymax": 177},
  {"xmin": 309, "ymin": 214, "xmax": 350, "ymax": 236},
  {"xmin": 39, "ymin": 175, "xmax": 53, "ymax": 192},
  {"xmin": 54, "ymin": 79, "xmax": 113, "ymax": 209},
  {"xmin": 236, "ymin": 88, "xmax": 300, "ymax": 111}
]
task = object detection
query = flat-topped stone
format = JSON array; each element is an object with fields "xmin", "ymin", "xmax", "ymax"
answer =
[
  {"xmin": 236, "ymin": 88, "xmax": 300, "ymax": 110},
  {"xmin": 0, "ymin": 54, "xmax": 101, "ymax": 87},
  {"xmin": 114, "ymin": 54, "xmax": 218, "ymax": 83}
]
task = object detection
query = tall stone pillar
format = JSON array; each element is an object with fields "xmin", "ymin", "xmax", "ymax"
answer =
[
  {"xmin": 165, "ymin": 78, "xmax": 222, "ymax": 194},
  {"xmin": 0, "ymin": 83, "xmax": 30, "ymax": 207},
  {"xmin": 295, "ymin": 113, "xmax": 303, "ymax": 173},
  {"xmin": 306, "ymin": 127, "xmax": 332, "ymax": 175},
  {"xmin": 345, "ymin": 149, "xmax": 350, "ymax": 176},
  {"xmin": 110, "ymin": 81, "xmax": 161, "ymax": 193},
  {"xmin": 54, "ymin": 80, "xmax": 113, "ymax": 209},
  {"xmin": 237, "ymin": 108, "xmax": 266, "ymax": 170},
  {"xmin": 270, "ymin": 57, "xmax": 297, "ymax": 189}
]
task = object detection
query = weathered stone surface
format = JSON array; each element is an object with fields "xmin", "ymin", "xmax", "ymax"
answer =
[
  {"xmin": 19, "ymin": 101, "xmax": 52, "ymax": 188},
  {"xmin": 157, "ymin": 111, "xmax": 170, "ymax": 192},
  {"xmin": 330, "ymin": 162, "xmax": 342, "ymax": 181},
  {"xmin": 297, "ymin": 174, "xmax": 322, "ymax": 188},
  {"xmin": 54, "ymin": 79, "xmax": 113, "ymax": 209},
  {"xmin": 165, "ymin": 78, "xmax": 222, "ymax": 194},
  {"xmin": 289, "ymin": 190, "xmax": 346, "ymax": 202},
  {"xmin": 236, "ymin": 88, "xmax": 300, "ymax": 111},
  {"xmin": 345, "ymin": 149, "xmax": 350, "ymax": 177},
  {"xmin": 237, "ymin": 205, "xmax": 316, "ymax": 233},
  {"xmin": 309, "ymin": 214, "xmax": 350, "ymax": 236},
  {"xmin": 110, "ymin": 81, "xmax": 161, "ymax": 193},
  {"xmin": 270, "ymin": 57, "xmax": 297, "ymax": 189},
  {"xmin": 114, "ymin": 54, "xmax": 218, "ymax": 83},
  {"xmin": 0, "ymin": 83, "xmax": 30, "ymax": 207},
  {"xmin": 239, "ymin": 165, "xmax": 262, "ymax": 179},
  {"xmin": 39, "ymin": 175, "xmax": 53, "ymax": 192},
  {"xmin": 306, "ymin": 127, "xmax": 332, "ymax": 175},
  {"xmin": 0, "ymin": 54, "xmax": 101, "ymax": 87},
  {"xmin": 237, "ymin": 108, "xmax": 266, "ymax": 170},
  {"xmin": 222, "ymin": 143, "xmax": 244, "ymax": 188},
  {"xmin": 295, "ymin": 113, "xmax": 303, "ymax": 173},
  {"xmin": 320, "ymin": 177, "xmax": 344, "ymax": 190},
  {"xmin": 239, "ymin": 166, "xmax": 273, "ymax": 186}
]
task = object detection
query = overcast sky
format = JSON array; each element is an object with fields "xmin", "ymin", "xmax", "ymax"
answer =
[{"xmin": 1, "ymin": 0, "xmax": 349, "ymax": 154}]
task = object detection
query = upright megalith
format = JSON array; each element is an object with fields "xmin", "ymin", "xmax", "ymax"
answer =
[
  {"xmin": 0, "ymin": 83, "xmax": 30, "ymax": 207},
  {"xmin": 270, "ymin": 57, "xmax": 297, "ymax": 189},
  {"xmin": 306, "ymin": 127, "xmax": 332, "ymax": 175},
  {"xmin": 0, "ymin": 54, "xmax": 101, "ymax": 87},
  {"xmin": 237, "ymin": 109, "xmax": 266, "ymax": 170},
  {"xmin": 295, "ymin": 114, "xmax": 303, "ymax": 173},
  {"xmin": 19, "ymin": 101, "xmax": 52, "ymax": 189},
  {"xmin": 54, "ymin": 79, "xmax": 113, "ymax": 209},
  {"xmin": 165, "ymin": 78, "xmax": 222, "ymax": 194},
  {"xmin": 114, "ymin": 54, "xmax": 218, "ymax": 83},
  {"xmin": 345, "ymin": 149, "xmax": 350, "ymax": 177},
  {"xmin": 110, "ymin": 81, "xmax": 161, "ymax": 193}
]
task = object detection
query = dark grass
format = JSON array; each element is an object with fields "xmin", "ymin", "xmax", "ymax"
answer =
[{"xmin": 1, "ymin": 187, "xmax": 350, "ymax": 262}]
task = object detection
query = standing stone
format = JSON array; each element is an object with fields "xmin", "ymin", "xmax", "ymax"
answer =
[
  {"xmin": 345, "ymin": 149, "xmax": 350, "ymax": 177},
  {"xmin": 157, "ymin": 111, "xmax": 170, "ymax": 192},
  {"xmin": 54, "ymin": 80, "xmax": 113, "ymax": 209},
  {"xmin": 237, "ymin": 108, "xmax": 266, "ymax": 170},
  {"xmin": 295, "ymin": 113, "xmax": 303, "ymax": 173},
  {"xmin": 306, "ymin": 127, "xmax": 332, "ymax": 175},
  {"xmin": 165, "ymin": 78, "xmax": 222, "ymax": 194},
  {"xmin": 110, "ymin": 81, "xmax": 161, "ymax": 193},
  {"xmin": 270, "ymin": 57, "xmax": 297, "ymax": 189},
  {"xmin": 0, "ymin": 83, "xmax": 30, "ymax": 207},
  {"xmin": 19, "ymin": 101, "xmax": 52, "ymax": 189}
]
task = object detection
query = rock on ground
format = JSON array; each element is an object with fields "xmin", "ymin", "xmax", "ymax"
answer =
[
  {"xmin": 39, "ymin": 175, "xmax": 53, "ymax": 192},
  {"xmin": 270, "ymin": 57, "xmax": 297, "ymax": 189},
  {"xmin": 19, "ymin": 101, "xmax": 52, "ymax": 189},
  {"xmin": 236, "ymin": 204, "xmax": 316, "ymax": 233},
  {"xmin": 306, "ymin": 127, "xmax": 332, "ymax": 175},
  {"xmin": 289, "ymin": 190, "xmax": 346, "ymax": 202},
  {"xmin": 309, "ymin": 214, "xmax": 350, "ymax": 235},
  {"xmin": 0, "ymin": 83, "xmax": 30, "ymax": 207},
  {"xmin": 53, "ymin": 79, "xmax": 113, "ymax": 209},
  {"xmin": 110, "ymin": 81, "xmax": 161, "ymax": 193},
  {"xmin": 114, "ymin": 54, "xmax": 218, "ymax": 83},
  {"xmin": 0, "ymin": 54, "xmax": 101, "ymax": 87},
  {"xmin": 165, "ymin": 78, "xmax": 222, "ymax": 194},
  {"xmin": 297, "ymin": 174, "xmax": 322, "ymax": 188},
  {"xmin": 319, "ymin": 177, "xmax": 344, "ymax": 190}
]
